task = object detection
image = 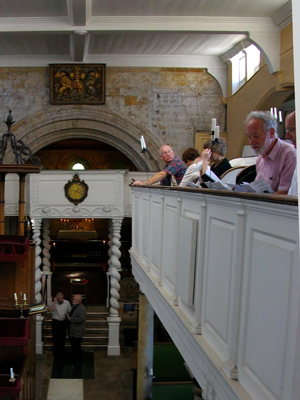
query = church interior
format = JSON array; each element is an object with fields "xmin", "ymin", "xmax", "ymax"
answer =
[{"xmin": 0, "ymin": 1, "xmax": 299, "ymax": 400}]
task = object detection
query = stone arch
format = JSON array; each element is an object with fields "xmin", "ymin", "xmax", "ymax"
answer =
[{"xmin": 6, "ymin": 105, "xmax": 162, "ymax": 170}]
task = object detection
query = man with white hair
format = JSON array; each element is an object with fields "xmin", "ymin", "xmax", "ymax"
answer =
[
  {"xmin": 67, "ymin": 294, "xmax": 86, "ymax": 365},
  {"xmin": 132, "ymin": 144, "xmax": 186, "ymax": 186},
  {"xmin": 245, "ymin": 110, "xmax": 296, "ymax": 194}
]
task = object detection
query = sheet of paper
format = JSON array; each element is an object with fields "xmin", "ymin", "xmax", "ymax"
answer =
[
  {"xmin": 205, "ymin": 181, "xmax": 231, "ymax": 190},
  {"xmin": 241, "ymin": 179, "xmax": 274, "ymax": 193},
  {"xmin": 203, "ymin": 169, "xmax": 220, "ymax": 183}
]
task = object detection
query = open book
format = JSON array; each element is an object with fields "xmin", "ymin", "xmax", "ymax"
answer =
[
  {"xmin": 28, "ymin": 301, "xmax": 47, "ymax": 315},
  {"xmin": 204, "ymin": 178, "xmax": 274, "ymax": 194}
]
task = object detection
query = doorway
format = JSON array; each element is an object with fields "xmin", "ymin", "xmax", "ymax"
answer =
[{"xmin": 48, "ymin": 218, "xmax": 132, "ymax": 306}]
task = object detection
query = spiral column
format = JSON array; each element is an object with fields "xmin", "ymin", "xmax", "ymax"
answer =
[
  {"xmin": 42, "ymin": 218, "xmax": 53, "ymax": 305},
  {"xmin": 32, "ymin": 218, "xmax": 43, "ymax": 354},
  {"xmin": 107, "ymin": 218, "xmax": 123, "ymax": 356},
  {"xmin": 32, "ymin": 218, "xmax": 43, "ymax": 303},
  {"xmin": 106, "ymin": 223, "xmax": 113, "ymax": 307}
]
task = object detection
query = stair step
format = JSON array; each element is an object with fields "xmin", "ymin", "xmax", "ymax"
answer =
[
  {"xmin": 44, "ymin": 320, "xmax": 108, "ymax": 327},
  {"xmin": 43, "ymin": 332, "xmax": 109, "ymax": 338},
  {"xmin": 43, "ymin": 342, "xmax": 108, "ymax": 351},
  {"xmin": 43, "ymin": 307, "xmax": 109, "ymax": 350},
  {"xmin": 44, "ymin": 335, "xmax": 108, "ymax": 342}
]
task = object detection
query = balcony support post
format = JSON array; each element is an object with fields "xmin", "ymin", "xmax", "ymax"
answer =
[{"xmin": 136, "ymin": 292, "xmax": 154, "ymax": 400}]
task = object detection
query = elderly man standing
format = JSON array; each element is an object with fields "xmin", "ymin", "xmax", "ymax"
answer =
[
  {"xmin": 285, "ymin": 108, "xmax": 297, "ymax": 195},
  {"xmin": 67, "ymin": 294, "xmax": 86, "ymax": 365},
  {"xmin": 132, "ymin": 144, "xmax": 186, "ymax": 186},
  {"xmin": 49, "ymin": 292, "xmax": 71, "ymax": 358},
  {"xmin": 245, "ymin": 110, "xmax": 296, "ymax": 194}
]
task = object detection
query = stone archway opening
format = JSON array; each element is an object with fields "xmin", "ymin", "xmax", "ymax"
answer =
[
  {"xmin": 5, "ymin": 106, "xmax": 162, "ymax": 171},
  {"xmin": 34, "ymin": 138, "xmax": 138, "ymax": 171}
]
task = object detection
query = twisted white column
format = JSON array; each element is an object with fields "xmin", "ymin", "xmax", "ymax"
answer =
[
  {"xmin": 107, "ymin": 223, "xmax": 113, "ymax": 270},
  {"xmin": 32, "ymin": 218, "xmax": 43, "ymax": 303},
  {"xmin": 108, "ymin": 219, "xmax": 122, "ymax": 317},
  {"xmin": 42, "ymin": 219, "xmax": 51, "ymax": 272},
  {"xmin": 107, "ymin": 218, "xmax": 122, "ymax": 356},
  {"xmin": 106, "ymin": 224, "xmax": 113, "ymax": 308},
  {"xmin": 42, "ymin": 219, "xmax": 53, "ymax": 305}
]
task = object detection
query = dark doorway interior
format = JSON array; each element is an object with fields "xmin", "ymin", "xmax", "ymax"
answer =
[{"xmin": 49, "ymin": 218, "xmax": 132, "ymax": 305}]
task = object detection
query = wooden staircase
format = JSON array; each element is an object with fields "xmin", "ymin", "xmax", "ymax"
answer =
[{"xmin": 43, "ymin": 306, "xmax": 109, "ymax": 351}]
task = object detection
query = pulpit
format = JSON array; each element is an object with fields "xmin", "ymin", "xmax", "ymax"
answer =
[
  {"xmin": 0, "ymin": 239, "xmax": 36, "ymax": 400},
  {"xmin": 0, "ymin": 111, "xmax": 41, "ymax": 399}
]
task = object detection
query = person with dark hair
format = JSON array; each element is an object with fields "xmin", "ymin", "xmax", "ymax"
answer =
[
  {"xmin": 201, "ymin": 137, "xmax": 231, "ymax": 184},
  {"xmin": 245, "ymin": 110, "xmax": 296, "ymax": 194},
  {"xmin": 49, "ymin": 292, "xmax": 71, "ymax": 358},
  {"xmin": 180, "ymin": 147, "xmax": 202, "ymax": 187}
]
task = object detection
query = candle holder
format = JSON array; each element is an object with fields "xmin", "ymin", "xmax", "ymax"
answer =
[
  {"xmin": 13, "ymin": 293, "xmax": 27, "ymax": 318},
  {"xmin": 9, "ymin": 377, "xmax": 16, "ymax": 383},
  {"xmin": 19, "ymin": 303, "xmax": 25, "ymax": 318}
]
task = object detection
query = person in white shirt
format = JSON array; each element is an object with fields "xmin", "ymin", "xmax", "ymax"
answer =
[
  {"xmin": 49, "ymin": 291, "xmax": 71, "ymax": 358},
  {"xmin": 179, "ymin": 148, "xmax": 202, "ymax": 187},
  {"xmin": 285, "ymin": 108, "xmax": 298, "ymax": 196}
]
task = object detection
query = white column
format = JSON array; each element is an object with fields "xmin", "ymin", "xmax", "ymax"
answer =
[
  {"xmin": 32, "ymin": 218, "xmax": 43, "ymax": 303},
  {"xmin": 32, "ymin": 218, "xmax": 43, "ymax": 355},
  {"xmin": 106, "ymin": 223, "xmax": 113, "ymax": 308},
  {"xmin": 107, "ymin": 218, "xmax": 122, "ymax": 356},
  {"xmin": 136, "ymin": 292, "xmax": 154, "ymax": 400},
  {"xmin": 46, "ymin": 272, "xmax": 53, "ymax": 306},
  {"xmin": 35, "ymin": 314, "xmax": 44, "ymax": 355},
  {"xmin": 42, "ymin": 218, "xmax": 53, "ymax": 305}
]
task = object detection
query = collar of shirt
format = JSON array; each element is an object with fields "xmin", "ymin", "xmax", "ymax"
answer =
[{"xmin": 262, "ymin": 138, "xmax": 281, "ymax": 161}]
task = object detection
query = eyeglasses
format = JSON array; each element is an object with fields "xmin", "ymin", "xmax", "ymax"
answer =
[
  {"xmin": 161, "ymin": 150, "xmax": 173, "ymax": 156},
  {"xmin": 285, "ymin": 128, "xmax": 295, "ymax": 134}
]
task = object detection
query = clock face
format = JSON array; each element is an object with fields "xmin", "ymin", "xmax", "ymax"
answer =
[
  {"xmin": 68, "ymin": 183, "xmax": 86, "ymax": 200},
  {"xmin": 64, "ymin": 175, "xmax": 88, "ymax": 205}
]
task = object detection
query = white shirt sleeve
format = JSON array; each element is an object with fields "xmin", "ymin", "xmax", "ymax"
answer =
[{"xmin": 179, "ymin": 161, "xmax": 203, "ymax": 187}]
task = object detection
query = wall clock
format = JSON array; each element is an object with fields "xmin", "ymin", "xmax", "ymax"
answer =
[{"xmin": 64, "ymin": 174, "xmax": 89, "ymax": 205}]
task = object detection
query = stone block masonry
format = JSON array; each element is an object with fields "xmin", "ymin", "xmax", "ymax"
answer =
[{"xmin": 0, "ymin": 66, "xmax": 225, "ymax": 161}]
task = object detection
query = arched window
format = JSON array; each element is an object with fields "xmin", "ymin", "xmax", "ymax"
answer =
[
  {"xmin": 70, "ymin": 158, "xmax": 91, "ymax": 170},
  {"xmin": 72, "ymin": 163, "xmax": 85, "ymax": 170}
]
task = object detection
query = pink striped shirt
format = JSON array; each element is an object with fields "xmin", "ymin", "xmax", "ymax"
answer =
[{"xmin": 256, "ymin": 138, "xmax": 296, "ymax": 192}]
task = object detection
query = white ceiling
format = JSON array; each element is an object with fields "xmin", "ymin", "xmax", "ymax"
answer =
[{"xmin": 0, "ymin": 0, "xmax": 291, "ymax": 67}]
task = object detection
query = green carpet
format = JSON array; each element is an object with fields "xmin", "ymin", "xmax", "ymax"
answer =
[
  {"xmin": 152, "ymin": 383, "xmax": 194, "ymax": 399},
  {"xmin": 51, "ymin": 350, "xmax": 95, "ymax": 379},
  {"xmin": 153, "ymin": 344, "xmax": 191, "ymax": 383}
]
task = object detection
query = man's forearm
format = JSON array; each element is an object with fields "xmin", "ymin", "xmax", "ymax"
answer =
[
  {"xmin": 132, "ymin": 170, "xmax": 167, "ymax": 186},
  {"xmin": 275, "ymin": 190, "xmax": 288, "ymax": 194},
  {"xmin": 142, "ymin": 171, "xmax": 167, "ymax": 185}
]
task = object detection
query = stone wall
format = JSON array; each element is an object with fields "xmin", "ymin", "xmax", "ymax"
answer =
[{"xmin": 0, "ymin": 66, "xmax": 225, "ymax": 165}]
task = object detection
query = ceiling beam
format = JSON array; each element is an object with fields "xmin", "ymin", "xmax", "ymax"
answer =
[
  {"xmin": 0, "ymin": 16, "xmax": 277, "ymax": 33},
  {"xmin": 71, "ymin": 0, "xmax": 87, "ymax": 26},
  {"xmin": 72, "ymin": 31, "xmax": 88, "ymax": 61}
]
